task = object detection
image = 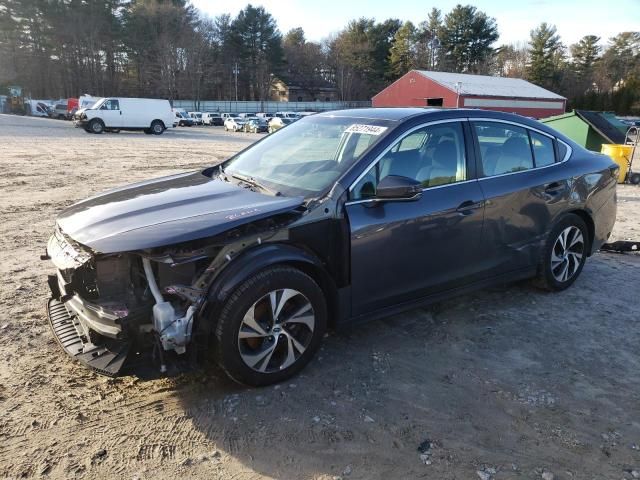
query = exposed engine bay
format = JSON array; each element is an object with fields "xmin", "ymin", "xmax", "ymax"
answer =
[{"xmin": 45, "ymin": 209, "xmax": 299, "ymax": 375}]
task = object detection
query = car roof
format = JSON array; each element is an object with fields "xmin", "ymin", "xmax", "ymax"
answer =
[
  {"xmin": 317, "ymin": 108, "xmax": 561, "ymax": 133},
  {"xmin": 317, "ymin": 108, "xmax": 438, "ymax": 121}
]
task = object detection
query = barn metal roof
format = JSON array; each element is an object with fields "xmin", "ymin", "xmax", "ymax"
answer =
[{"xmin": 416, "ymin": 71, "xmax": 566, "ymax": 100}]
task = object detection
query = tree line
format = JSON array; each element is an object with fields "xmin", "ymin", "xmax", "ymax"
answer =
[{"xmin": 0, "ymin": 0, "xmax": 639, "ymax": 113}]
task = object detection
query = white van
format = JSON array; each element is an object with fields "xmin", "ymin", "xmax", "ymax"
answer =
[
  {"xmin": 77, "ymin": 98, "xmax": 174, "ymax": 135},
  {"xmin": 28, "ymin": 100, "xmax": 51, "ymax": 117}
]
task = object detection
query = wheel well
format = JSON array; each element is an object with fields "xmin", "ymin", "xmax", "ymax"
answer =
[
  {"xmin": 283, "ymin": 260, "xmax": 339, "ymax": 330},
  {"xmin": 151, "ymin": 119, "xmax": 165, "ymax": 128},
  {"xmin": 568, "ymin": 209, "xmax": 595, "ymax": 254}
]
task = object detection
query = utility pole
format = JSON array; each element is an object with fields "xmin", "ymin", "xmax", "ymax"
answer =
[
  {"xmin": 455, "ymin": 81, "xmax": 462, "ymax": 108},
  {"xmin": 233, "ymin": 62, "xmax": 239, "ymax": 102}
]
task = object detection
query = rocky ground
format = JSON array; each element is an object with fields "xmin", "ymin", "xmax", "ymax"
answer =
[{"xmin": 0, "ymin": 114, "xmax": 639, "ymax": 480}]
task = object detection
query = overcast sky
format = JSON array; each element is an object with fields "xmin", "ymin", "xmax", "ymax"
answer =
[{"xmin": 190, "ymin": 0, "xmax": 640, "ymax": 47}]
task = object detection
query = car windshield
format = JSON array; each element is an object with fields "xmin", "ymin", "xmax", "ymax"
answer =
[{"xmin": 222, "ymin": 115, "xmax": 392, "ymax": 197}]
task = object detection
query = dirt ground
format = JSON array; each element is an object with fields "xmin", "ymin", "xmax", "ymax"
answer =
[{"xmin": 1, "ymin": 114, "xmax": 639, "ymax": 480}]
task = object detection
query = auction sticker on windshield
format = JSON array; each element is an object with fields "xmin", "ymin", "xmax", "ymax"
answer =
[{"xmin": 345, "ymin": 124, "xmax": 388, "ymax": 135}]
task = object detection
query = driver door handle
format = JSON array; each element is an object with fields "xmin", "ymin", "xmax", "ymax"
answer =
[{"xmin": 456, "ymin": 200, "xmax": 484, "ymax": 215}]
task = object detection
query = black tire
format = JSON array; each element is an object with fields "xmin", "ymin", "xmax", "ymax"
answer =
[
  {"xmin": 629, "ymin": 172, "xmax": 640, "ymax": 185},
  {"xmin": 88, "ymin": 118, "xmax": 104, "ymax": 134},
  {"xmin": 150, "ymin": 120, "xmax": 164, "ymax": 135},
  {"xmin": 533, "ymin": 213, "xmax": 589, "ymax": 291},
  {"xmin": 214, "ymin": 266, "xmax": 327, "ymax": 387}
]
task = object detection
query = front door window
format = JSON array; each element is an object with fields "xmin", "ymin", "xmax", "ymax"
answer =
[{"xmin": 351, "ymin": 122, "xmax": 467, "ymax": 200}]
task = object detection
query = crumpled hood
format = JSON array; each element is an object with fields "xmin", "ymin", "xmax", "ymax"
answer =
[{"xmin": 57, "ymin": 171, "xmax": 303, "ymax": 253}]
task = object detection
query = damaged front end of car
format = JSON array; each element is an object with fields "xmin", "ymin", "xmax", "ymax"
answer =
[{"xmin": 44, "ymin": 205, "xmax": 302, "ymax": 376}]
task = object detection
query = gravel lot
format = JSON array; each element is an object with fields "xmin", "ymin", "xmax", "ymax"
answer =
[{"xmin": 1, "ymin": 114, "xmax": 639, "ymax": 480}]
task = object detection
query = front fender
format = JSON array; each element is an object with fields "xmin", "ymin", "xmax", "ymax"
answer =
[{"xmin": 203, "ymin": 243, "xmax": 327, "ymax": 308}]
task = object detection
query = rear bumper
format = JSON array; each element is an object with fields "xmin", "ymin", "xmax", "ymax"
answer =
[
  {"xmin": 592, "ymin": 189, "xmax": 617, "ymax": 254},
  {"xmin": 47, "ymin": 297, "xmax": 130, "ymax": 376}
]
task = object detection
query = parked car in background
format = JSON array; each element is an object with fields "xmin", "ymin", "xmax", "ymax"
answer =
[
  {"xmin": 275, "ymin": 111, "xmax": 300, "ymax": 119},
  {"xmin": 49, "ymin": 103, "xmax": 69, "ymax": 120},
  {"xmin": 188, "ymin": 112, "xmax": 203, "ymax": 125},
  {"xmin": 76, "ymin": 97, "xmax": 174, "ymax": 134},
  {"xmin": 268, "ymin": 116, "xmax": 294, "ymax": 133},
  {"xmin": 244, "ymin": 117, "xmax": 268, "ymax": 133},
  {"xmin": 238, "ymin": 113, "xmax": 256, "ymax": 118},
  {"xmin": 28, "ymin": 100, "xmax": 50, "ymax": 117},
  {"xmin": 256, "ymin": 112, "xmax": 274, "ymax": 120},
  {"xmin": 77, "ymin": 94, "xmax": 100, "ymax": 111},
  {"xmin": 224, "ymin": 116, "xmax": 247, "ymax": 132},
  {"xmin": 44, "ymin": 108, "xmax": 617, "ymax": 385},
  {"xmin": 221, "ymin": 113, "xmax": 239, "ymax": 120},
  {"xmin": 202, "ymin": 112, "xmax": 223, "ymax": 126},
  {"xmin": 173, "ymin": 110, "xmax": 194, "ymax": 127}
]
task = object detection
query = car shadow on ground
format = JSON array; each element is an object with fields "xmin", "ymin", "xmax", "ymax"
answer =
[{"xmin": 169, "ymin": 254, "xmax": 640, "ymax": 479}]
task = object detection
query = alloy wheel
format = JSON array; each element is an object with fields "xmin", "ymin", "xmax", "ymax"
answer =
[
  {"xmin": 551, "ymin": 226, "xmax": 584, "ymax": 282},
  {"xmin": 237, "ymin": 288, "xmax": 315, "ymax": 373}
]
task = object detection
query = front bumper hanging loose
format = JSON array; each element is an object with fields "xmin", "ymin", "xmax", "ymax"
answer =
[{"xmin": 46, "ymin": 297, "xmax": 130, "ymax": 376}]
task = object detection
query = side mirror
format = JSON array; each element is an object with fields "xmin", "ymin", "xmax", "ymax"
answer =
[{"xmin": 376, "ymin": 175, "xmax": 422, "ymax": 200}]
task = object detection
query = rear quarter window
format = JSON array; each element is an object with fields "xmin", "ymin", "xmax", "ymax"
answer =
[
  {"xmin": 557, "ymin": 141, "xmax": 568, "ymax": 161},
  {"xmin": 530, "ymin": 131, "xmax": 556, "ymax": 167}
]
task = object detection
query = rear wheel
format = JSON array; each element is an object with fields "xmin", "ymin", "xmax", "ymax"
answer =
[
  {"xmin": 214, "ymin": 266, "xmax": 327, "ymax": 387},
  {"xmin": 88, "ymin": 119, "xmax": 104, "ymax": 134},
  {"xmin": 151, "ymin": 120, "xmax": 164, "ymax": 135},
  {"xmin": 629, "ymin": 172, "xmax": 640, "ymax": 185},
  {"xmin": 533, "ymin": 214, "xmax": 589, "ymax": 291}
]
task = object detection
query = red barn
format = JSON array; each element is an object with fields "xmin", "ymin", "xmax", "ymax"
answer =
[{"xmin": 372, "ymin": 70, "xmax": 566, "ymax": 119}]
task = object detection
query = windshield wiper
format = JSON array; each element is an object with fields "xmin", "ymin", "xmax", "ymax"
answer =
[{"xmin": 229, "ymin": 172, "xmax": 281, "ymax": 197}]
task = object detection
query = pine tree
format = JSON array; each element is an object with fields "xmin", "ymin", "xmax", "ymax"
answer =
[
  {"xmin": 526, "ymin": 23, "xmax": 564, "ymax": 89},
  {"xmin": 570, "ymin": 35, "xmax": 601, "ymax": 80},
  {"xmin": 389, "ymin": 21, "xmax": 417, "ymax": 77},
  {"xmin": 438, "ymin": 5, "xmax": 498, "ymax": 73}
]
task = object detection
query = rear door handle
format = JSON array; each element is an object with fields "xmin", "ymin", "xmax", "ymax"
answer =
[
  {"xmin": 544, "ymin": 181, "xmax": 564, "ymax": 194},
  {"xmin": 456, "ymin": 200, "xmax": 484, "ymax": 215}
]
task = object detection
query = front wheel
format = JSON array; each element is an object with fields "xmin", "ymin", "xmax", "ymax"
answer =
[
  {"xmin": 629, "ymin": 172, "xmax": 640, "ymax": 185},
  {"xmin": 151, "ymin": 120, "xmax": 164, "ymax": 135},
  {"xmin": 88, "ymin": 119, "xmax": 104, "ymax": 134},
  {"xmin": 214, "ymin": 266, "xmax": 327, "ymax": 387},
  {"xmin": 533, "ymin": 214, "xmax": 589, "ymax": 291}
]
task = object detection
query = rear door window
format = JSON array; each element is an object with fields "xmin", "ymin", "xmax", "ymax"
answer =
[{"xmin": 473, "ymin": 122, "xmax": 534, "ymax": 176}]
